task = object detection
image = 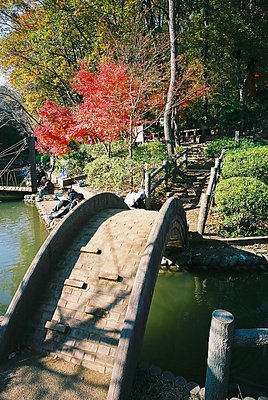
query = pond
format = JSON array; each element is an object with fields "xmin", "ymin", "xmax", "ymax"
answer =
[
  {"xmin": 0, "ymin": 201, "xmax": 48, "ymax": 315},
  {"xmin": 141, "ymin": 271, "xmax": 268, "ymax": 397}
]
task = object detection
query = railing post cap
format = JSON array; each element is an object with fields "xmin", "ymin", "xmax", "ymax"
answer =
[{"xmin": 212, "ymin": 309, "xmax": 234, "ymax": 324}]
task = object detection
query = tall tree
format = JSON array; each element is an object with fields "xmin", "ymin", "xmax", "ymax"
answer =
[{"xmin": 163, "ymin": 0, "xmax": 177, "ymax": 156}]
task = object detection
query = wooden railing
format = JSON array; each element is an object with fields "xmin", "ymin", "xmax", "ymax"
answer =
[
  {"xmin": 144, "ymin": 149, "xmax": 188, "ymax": 209},
  {"xmin": 197, "ymin": 149, "xmax": 225, "ymax": 235},
  {"xmin": 205, "ymin": 309, "xmax": 268, "ymax": 400},
  {"xmin": 0, "ymin": 168, "xmax": 30, "ymax": 187}
]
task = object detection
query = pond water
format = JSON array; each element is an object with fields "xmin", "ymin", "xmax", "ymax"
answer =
[
  {"xmin": 141, "ymin": 271, "xmax": 268, "ymax": 397},
  {"xmin": 0, "ymin": 201, "xmax": 48, "ymax": 315},
  {"xmin": 0, "ymin": 202, "xmax": 267, "ymax": 397}
]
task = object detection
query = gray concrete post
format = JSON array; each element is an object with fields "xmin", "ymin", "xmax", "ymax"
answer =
[{"xmin": 205, "ymin": 310, "xmax": 235, "ymax": 400}]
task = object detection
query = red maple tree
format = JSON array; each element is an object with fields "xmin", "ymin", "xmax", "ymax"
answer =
[
  {"xmin": 34, "ymin": 60, "xmax": 207, "ymax": 157},
  {"xmin": 72, "ymin": 61, "xmax": 164, "ymax": 156},
  {"xmin": 34, "ymin": 100, "xmax": 76, "ymax": 156}
]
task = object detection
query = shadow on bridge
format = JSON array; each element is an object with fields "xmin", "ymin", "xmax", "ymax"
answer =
[{"xmin": 0, "ymin": 192, "xmax": 188, "ymax": 400}]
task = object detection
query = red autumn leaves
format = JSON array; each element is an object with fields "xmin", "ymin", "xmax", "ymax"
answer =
[
  {"xmin": 35, "ymin": 62, "xmax": 163, "ymax": 155},
  {"xmin": 34, "ymin": 61, "xmax": 207, "ymax": 156}
]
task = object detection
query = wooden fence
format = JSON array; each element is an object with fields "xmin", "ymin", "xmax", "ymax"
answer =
[
  {"xmin": 144, "ymin": 149, "xmax": 189, "ymax": 209},
  {"xmin": 197, "ymin": 149, "xmax": 225, "ymax": 235},
  {"xmin": 205, "ymin": 309, "xmax": 268, "ymax": 400}
]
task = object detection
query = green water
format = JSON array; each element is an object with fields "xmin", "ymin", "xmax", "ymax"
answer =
[
  {"xmin": 142, "ymin": 271, "xmax": 268, "ymax": 396},
  {"xmin": 0, "ymin": 201, "xmax": 48, "ymax": 315}
]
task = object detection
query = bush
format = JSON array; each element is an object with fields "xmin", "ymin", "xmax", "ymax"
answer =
[
  {"xmin": 205, "ymin": 137, "xmax": 258, "ymax": 158},
  {"xmin": 84, "ymin": 141, "xmax": 173, "ymax": 194},
  {"xmin": 222, "ymin": 146, "xmax": 268, "ymax": 184},
  {"xmin": 215, "ymin": 177, "xmax": 268, "ymax": 236},
  {"xmin": 56, "ymin": 143, "xmax": 94, "ymax": 176},
  {"xmin": 85, "ymin": 156, "xmax": 145, "ymax": 193}
]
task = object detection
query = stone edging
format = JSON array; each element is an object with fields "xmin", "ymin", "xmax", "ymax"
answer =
[{"xmin": 137, "ymin": 361, "xmax": 268, "ymax": 400}]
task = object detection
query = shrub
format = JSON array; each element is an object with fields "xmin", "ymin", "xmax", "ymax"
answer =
[
  {"xmin": 215, "ymin": 177, "xmax": 268, "ymax": 236},
  {"xmin": 85, "ymin": 156, "xmax": 145, "ymax": 193},
  {"xmin": 55, "ymin": 143, "xmax": 94, "ymax": 176},
  {"xmin": 205, "ymin": 137, "xmax": 258, "ymax": 158},
  {"xmin": 222, "ymin": 146, "xmax": 268, "ymax": 184},
  {"xmin": 84, "ymin": 141, "xmax": 176, "ymax": 194}
]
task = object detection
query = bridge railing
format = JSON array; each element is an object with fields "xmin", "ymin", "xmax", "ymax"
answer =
[
  {"xmin": 205, "ymin": 309, "xmax": 268, "ymax": 400},
  {"xmin": 144, "ymin": 148, "xmax": 189, "ymax": 209},
  {"xmin": 197, "ymin": 148, "xmax": 225, "ymax": 235},
  {"xmin": 0, "ymin": 167, "xmax": 31, "ymax": 188}
]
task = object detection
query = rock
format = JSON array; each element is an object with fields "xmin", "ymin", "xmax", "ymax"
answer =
[
  {"xmin": 8, "ymin": 352, "xmax": 16, "ymax": 360},
  {"xmin": 199, "ymin": 387, "xmax": 205, "ymax": 399},
  {"xmin": 174, "ymin": 376, "xmax": 187, "ymax": 388},
  {"xmin": 220, "ymin": 255, "xmax": 229, "ymax": 268},
  {"xmin": 162, "ymin": 370, "xmax": 174, "ymax": 381},
  {"xmin": 138, "ymin": 361, "xmax": 150, "ymax": 371},
  {"xmin": 149, "ymin": 365, "xmax": 161, "ymax": 376},
  {"xmin": 229, "ymin": 255, "xmax": 239, "ymax": 268},
  {"xmin": 185, "ymin": 381, "xmax": 200, "ymax": 394}
]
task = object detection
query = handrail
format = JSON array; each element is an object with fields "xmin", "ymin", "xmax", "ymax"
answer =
[
  {"xmin": 197, "ymin": 148, "xmax": 225, "ymax": 235},
  {"xmin": 0, "ymin": 167, "xmax": 30, "ymax": 187},
  {"xmin": 205, "ymin": 309, "xmax": 268, "ymax": 400},
  {"xmin": 144, "ymin": 149, "xmax": 189, "ymax": 209}
]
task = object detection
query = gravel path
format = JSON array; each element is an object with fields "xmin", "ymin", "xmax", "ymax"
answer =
[{"xmin": 0, "ymin": 352, "xmax": 109, "ymax": 400}]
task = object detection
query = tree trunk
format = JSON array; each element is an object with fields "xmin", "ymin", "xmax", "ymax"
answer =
[
  {"xmin": 163, "ymin": 0, "xmax": 177, "ymax": 157},
  {"xmin": 202, "ymin": 0, "xmax": 209, "ymax": 135}
]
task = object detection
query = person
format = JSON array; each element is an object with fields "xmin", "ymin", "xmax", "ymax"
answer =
[
  {"xmin": 36, "ymin": 166, "xmax": 46, "ymax": 186},
  {"xmin": 37, "ymin": 176, "xmax": 55, "ymax": 201},
  {"xmin": 48, "ymin": 192, "xmax": 84, "ymax": 220},
  {"xmin": 51, "ymin": 188, "xmax": 70, "ymax": 211}
]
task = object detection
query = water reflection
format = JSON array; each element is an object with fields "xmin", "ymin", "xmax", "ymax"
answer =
[
  {"xmin": 141, "ymin": 271, "xmax": 268, "ymax": 397},
  {"xmin": 0, "ymin": 201, "xmax": 48, "ymax": 314}
]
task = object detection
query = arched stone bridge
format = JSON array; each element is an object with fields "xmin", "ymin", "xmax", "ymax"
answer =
[{"xmin": 0, "ymin": 193, "xmax": 188, "ymax": 400}]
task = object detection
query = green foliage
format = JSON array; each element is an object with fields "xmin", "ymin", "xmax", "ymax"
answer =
[
  {"xmin": 84, "ymin": 141, "xmax": 168, "ymax": 193},
  {"xmin": 222, "ymin": 146, "xmax": 268, "ymax": 184},
  {"xmin": 56, "ymin": 143, "xmax": 94, "ymax": 176},
  {"xmin": 215, "ymin": 177, "xmax": 268, "ymax": 236},
  {"xmin": 85, "ymin": 156, "xmax": 143, "ymax": 192},
  {"xmin": 205, "ymin": 137, "xmax": 258, "ymax": 158}
]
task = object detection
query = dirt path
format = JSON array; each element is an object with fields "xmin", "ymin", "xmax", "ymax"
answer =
[{"xmin": 0, "ymin": 352, "xmax": 109, "ymax": 400}]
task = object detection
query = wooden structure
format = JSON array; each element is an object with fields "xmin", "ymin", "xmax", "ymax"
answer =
[
  {"xmin": 197, "ymin": 149, "xmax": 225, "ymax": 235},
  {"xmin": 144, "ymin": 148, "xmax": 189, "ymax": 209},
  {"xmin": 0, "ymin": 135, "xmax": 37, "ymax": 200}
]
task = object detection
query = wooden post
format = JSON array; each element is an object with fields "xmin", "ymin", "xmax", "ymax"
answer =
[
  {"xmin": 234, "ymin": 130, "xmax": 240, "ymax": 147},
  {"xmin": 144, "ymin": 172, "xmax": 151, "ymax": 210},
  {"xmin": 197, "ymin": 193, "xmax": 209, "ymax": 235},
  {"xmin": 184, "ymin": 149, "xmax": 188, "ymax": 171},
  {"xmin": 28, "ymin": 135, "xmax": 37, "ymax": 193},
  {"xmin": 206, "ymin": 167, "xmax": 217, "ymax": 196},
  {"xmin": 205, "ymin": 310, "xmax": 235, "ymax": 400},
  {"xmin": 163, "ymin": 160, "xmax": 168, "ymax": 188}
]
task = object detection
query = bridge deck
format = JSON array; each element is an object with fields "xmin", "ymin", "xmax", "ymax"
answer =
[
  {"xmin": 24, "ymin": 207, "xmax": 157, "ymax": 376},
  {"xmin": 0, "ymin": 185, "xmax": 31, "ymax": 192}
]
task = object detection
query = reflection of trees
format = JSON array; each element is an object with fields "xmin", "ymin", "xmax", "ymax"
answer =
[
  {"xmin": 0, "ymin": 202, "xmax": 48, "ymax": 312},
  {"xmin": 193, "ymin": 273, "xmax": 268, "ymax": 327}
]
